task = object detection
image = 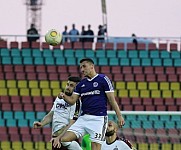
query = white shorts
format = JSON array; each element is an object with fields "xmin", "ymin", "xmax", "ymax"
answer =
[{"xmin": 67, "ymin": 114, "xmax": 108, "ymax": 144}]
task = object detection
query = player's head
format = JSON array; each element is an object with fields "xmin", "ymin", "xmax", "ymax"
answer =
[
  {"xmin": 79, "ymin": 58, "xmax": 95, "ymax": 78},
  {"xmin": 105, "ymin": 120, "xmax": 118, "ymax": 137},
  {"xmin": 64, "ymin": 76, "xmax": 81, "ymax": 96}
]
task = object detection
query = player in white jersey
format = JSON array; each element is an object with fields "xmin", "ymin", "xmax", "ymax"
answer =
[
  {"xmin": 33, "ymin": 76, "xmax": 82, "ymax": 150},
  {"xmin": 101, "ymin": 120, "xmax": 136, "ymax": 150},
  {"xmin": 52, "ymin": 58, "xmax": 125, "ymax": 150}
]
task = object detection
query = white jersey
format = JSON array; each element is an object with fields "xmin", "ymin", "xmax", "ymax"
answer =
[
  {"xmin": 101, "ymin": 137, "xmax": 133, "ymax": 150},
  {"xmin": 51, "ymin": 97, "xmax": 78, "ymax": 134}
]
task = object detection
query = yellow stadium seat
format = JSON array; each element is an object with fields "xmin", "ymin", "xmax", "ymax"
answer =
[
  {"xmin": 35, "ymin": 142, "xmax": 45, "ymax": 150},
  {"xmin": 12, "ymin": 141, "xmax": 22, "ymax": 150},
  {"xmin": 46, "ymin": 142, "xmax": 52, "ymax": 150},
  {"xmin": 0, "ymin": 141, "xmax": 11, "ymax": 150},
  {"xmin": 116, "ymin": 82, "xmax": 126, "ymax": 90},
  {"xmin": 9, "ymin": 88, "xmax": 18, "ymax": 96},
  {"xmin": 0, "ymin": 80, "xmax": 6, "ymax": 88},
  {"xmin": 23, "ymin": 142, "xmax": 33, "ymax": 150},
  {"xmin": 173, "ymin": 143, "xmax": 181, "ymax": 150},
  {"xmin": 140, "ymin": 90, "xmax": 150, "ymax": 98},
  {"xmin": 161, "ymin": 143, "xmax": 172, "ymax": 150},
  {"xmin": 40, "ymin": 81, "xmax": 49, "ymax": 88},
  {"xmin": 31, "ymin": 88, "xmax": 41, "ymax": 96},
  {"xmin": 0, "ymin": 88, "xmax": 8, "ymax": 95},
  {"xmin": 138, "ymin": 143, "xmax": 148, "ymax": 150},
  {"xmin": 50, "ymin": 81, "xmax": 60, "ymax": 89},
  {"xmin": 151, "ymin": 90, "xmax": 161, "ymax": 98},
  {"xmin": 160, "ymin": 82, "xmax": 169, "ymax": 90},
  {"xmin": 162, "ymin": 90, "xmax": 172, "ymax": 98},
  {"xmin": 137, "ymin": 82, "xmax": 147, "ymax": 90},
  {"xmin": 29, "ymin": 80, "xmax": 38, "ymax": 88},
  {"xmin": 61, "ymin": 81, "xmax": 67, "ymax": 89},
  {"xmin": 173, "ymin": 90, "xmax": 181, "ymax": 98},
  {"xmin": 114, "ymin": 89, "xmax": 118, "ymax": 97},
  {"xmin": 150, "ymin": 143, "xmax": 159, "ymax": 150},
  {"xmin": 18, "ymin": 80, "xmax": 27, "ymax": 88},
  {"xmin": 127, "ymin": 82, "xmax": 136, "ymax": 90},
  {"xmin": 20, "ymin": 88, "xmax": 30, "ymax": 96},
  {"xmin": 42, "ymin": 89, "xmax": 52, "ymax": 96},
  {"xmin": 52, "ymin": 88, "xmax": 62, "ymax": 97},
  {"xmin": 118, "ymin": 89, "xmax": 128, "ymax": 97},
  {"xmin": 129, "ymin": 90, "xmax": 139, "ymax": 97},
  {"xmin": 170, "ymin": 82, "xmax": 180, "ymax": 90},
  {"xmin": 7, "ymin": 80, "xmax": 17, "ymax": 88},
  {"xmin": 149, "ymin": 82, "xmax": 158, "ymax": 90}
]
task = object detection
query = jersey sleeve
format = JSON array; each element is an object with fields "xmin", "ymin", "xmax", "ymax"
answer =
[
  {"xmin": 73, "ymin": 100, "xmax": 81, "ymax": 120},
  {"xmin": 50, "ymin": 97, "xmax": 58, "ymax": 112},
  {"xmin": 103, "ymin": 75, "xmax": 114, "ymax": 93},
  {"xmin": 69, "ymin": 103, "xmax": 76, "ymax": 120},
  {"xmin": 73, "ymin": 82, "xmax": 81, "ymax": 95}
]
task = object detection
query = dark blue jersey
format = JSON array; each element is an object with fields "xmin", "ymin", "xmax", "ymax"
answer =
[{"xmin": 74, "ymin": 74, "xmax": 114, "ymax": 116}]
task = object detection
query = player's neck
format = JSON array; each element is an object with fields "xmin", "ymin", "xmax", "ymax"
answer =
[
  {"xmin": 105, "ymin": 134, "xmax": 117, "ymax": 144},
  {"xmin": 87, "ymin": 71, "xmax": 97, "ymax": 79}
]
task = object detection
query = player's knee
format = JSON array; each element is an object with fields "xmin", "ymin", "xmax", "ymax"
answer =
[{"xmin": 61, "ymin": 131, "xmax": 77, "ymax": 142}]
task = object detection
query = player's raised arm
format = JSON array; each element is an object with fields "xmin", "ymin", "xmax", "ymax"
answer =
[{"xmin": 58, "ymin": 92, "xmax": 79, "ymax": 105}]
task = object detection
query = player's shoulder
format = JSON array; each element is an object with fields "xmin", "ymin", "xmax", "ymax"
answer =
[{"xmin": 118, "ymin": 137, "xmax": 133, "ymax": 149}]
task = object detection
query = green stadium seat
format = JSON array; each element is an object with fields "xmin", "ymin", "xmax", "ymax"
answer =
[
  {"xmin": 36, "ymin": 112, "xmax": 46, "ymax": 120},
  {"xmin": 117, "ymin": 50, "xmax": 127, "ymax": 58},
  {"xmin": 150, "ymin": 51, "xmax": 159, "ymax": 58},
  {"xmin": 22, "ymin": 49, "xmax": 31, "ymax": 57},
  {"xmin": 11, "ymin": 49, "xmax": 21, "ymax": 57},
  {"xmin": 95, "ymin": 50, "xmax": 106, "ymax": 58},
  {"xmin": 126, "ymin": 115, "xmax": 136, "ymax": 121},
  {"xmin": 160, "ymin": 115, "xmax": 170, "ymax": 121},
  {"xmin": 2, "ymin": 56, "xmax": 11, "ymax": 64},
  {"xmin": 66, "ymin": 57, "xmax": 76, "ymax": 65},
  {"xmin": 34, "ymin": 57, "xmax": 44, "ymax": 65},
  {"xmin": 55, "ymin": 57, "xmax": 66, "ymax": 65},
  {"xmin": 152, "ymin": 58, "xmax": 162, "ymax": 66},
  {"xmin": 170, "ymin": 51, "xmax": 180, "ymax": 59},
  {"xmin": 154, "ymin": 121, "xmax": 164, "ymax": 128},
  {"xmin": 85, "ymin": 50, "xmax": 95, "ymax": 58},
  {"xmin": 23, "ymin": 57, "xmax": 33, "ymax": 65},
  {"xmin": 137, "ymin": 115, "xmax": 148, "ymax": 121},
  {"xmin": 32, "ymin": 49, "xmax": 42, "ymax": 57},
  {"xmin": 0, "ymin": 119, "xmax": 5, "ymax": 126},
  {"xmin": 53, "ymin": 49, "xmax": 63, "ymax": 58},
  {"xmin": 120, "ymin": 58, "xmax": 130, "ymax": 66},
  {"xmin": 45, "ymin": 57, "xmax": 55, "ymax": 65},
  {"xmin": 141, "ymin": 58, "xmax": 151, "ymax": 66},
  {"xmin": 3, "ymin": 111, "xmax": 13, "ymax": 119},
  {"xmin": 160, "ymin": 51, "xmax": 170, "ymax": 58},
  {"xmin": 109, "ymin": 58, "xmax": 119, "ymax": 66},
  {"xmin": 0, "ymin": 48, "xmax": 10, "ymax": 56},
  {"xmin": 142, "ymin": 121, "xmax": 152, "ymax": 128},
  {"xmin": 18, "ymin": 119, "xmax": 28, "ymax": 127},
  {"xmin": 165, "ymin": 122, "xmax": 175, "ymax": 128},
  {"xmin": 42, "ymin": 49, "xmax": 53, "ymax": 57},
  {"xmin": 6, "ymin": 119, "xmax": 16, "ymax": 127},
  {"xmin": 128, "ymin": 50, "xmax": 138, "ymax": 58},
  {"xmin": 12, "ymin": 57, "xmax": 23, "ymax": 65},
  {"xmin": 174, "ymin": 59, "xmax": 181, "ymax": 66},
  {"xmin": 139, "ymin": 50, "xmax": 148, "ymax": 58},
  {"xmin": 171, "ymin": 115, "xmax": 180, "ymax": 122},
  {"xmin": 163, "ymin": 58, "xmax": 173, "ymax": 66},
  {"xmin": 131, "ymin": 121, "xmax": 141, "ymax": 128},
  {"xmin": 75, "ymin": 49, "xmax": 85, "ymax": 58},
  {"xmin": 98, "ymin": 58, "xmax": 108, "ymax": 65},
  {"xmin": 14, "ymin": 111, "xmax": 24, "ymax": 120},
  {"xmin": 106, "ymin": 50, "xmax": 116, "ymax": 58},
  {"xmin": 25, "ymin": 112, "xmax": 35, "ymax": 120},
  {"xmin": 131, "ymin": 58, "xmax": 141, "ymax": 66},
  {"xmin": 64, "ymin": 49, "xmax": 74, "ymax": 57}
]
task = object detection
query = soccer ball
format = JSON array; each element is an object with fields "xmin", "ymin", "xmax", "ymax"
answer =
[{"xmin": 45, "ymin": 29, "xmax": 62, "ymax": 46}]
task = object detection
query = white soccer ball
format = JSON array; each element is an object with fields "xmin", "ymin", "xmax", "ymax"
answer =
[{"xmin": 45, "ymin": 29, "xmax": 62, "ymax": 46}]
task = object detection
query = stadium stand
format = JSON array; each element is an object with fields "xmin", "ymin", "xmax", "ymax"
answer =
[{"xmin": 0, "ymin": 41, "xmax": 181, "ymax": 150}]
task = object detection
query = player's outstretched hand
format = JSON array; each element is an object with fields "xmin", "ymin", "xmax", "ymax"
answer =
[
  {"xmin": 50, "ymin": 137, "xmax": 62, "ymax": 148},
  {"xmin": 58, "ymin": 92, "xmax": 65, "ymax": 99},
  {"xmin": 118, "ymin": 116, "xmax": 125, "ymax": 128},
  {"xmin": 33, "ymin": 121, "xmax": 42, "ymax": 129}
]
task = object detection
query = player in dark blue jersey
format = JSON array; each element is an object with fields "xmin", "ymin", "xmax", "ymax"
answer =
[{"xmin": 52, "ymin": 58, "xmax": 125, "ymax": 150}]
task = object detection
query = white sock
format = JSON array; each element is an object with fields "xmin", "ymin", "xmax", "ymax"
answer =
[{"xmin": 62, "ymin": 141, "xmax": 82, "ymax": 150}]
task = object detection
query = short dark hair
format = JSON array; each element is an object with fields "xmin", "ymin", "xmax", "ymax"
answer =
[
  {"xmin": 68, "ymin": 76, "xmax": 81, "ymax": 83},
  {"xmin": 80, "ymin": 58, "xmax": 94, "ymax": 64}
]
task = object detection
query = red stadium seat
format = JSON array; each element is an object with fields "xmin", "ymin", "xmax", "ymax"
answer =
[
  {"xmin": 0, "ymin": 95, "xmax": 10, "ymax": 103},
  {"xmin": 1, "ymin": 103, "xmax": 12, "ymax": 111},
  {"xmin": 167, "ymin": 105, "xmax": 178, "ymax": 111},
  {"xmin": 164, "ymin": 98, "xmax": 175, "ymax": 105},
  {"xmin": 48, "ymin": 73, "xmax": 59, "ymax": 80},
  {"xmin": 155, "ymin": 67, "xmax": 164, "ymax": 74},
  {"xmin": 5, "ymin": 72, "xmax": 15, "ymax": 79},
  {"xmin": 31, "ymin": 42, "xmax": 40, "ymax": 49},
  {"xmin": 145, "ymin": 105, "xmax": 155, "ymax": 111},
  {"xmin": 123, "ymin": 105, "xmax": 133, "ymax": 111},
  {"xmin": 137, "ymin": 43, "xmax": 146, "ymax": 50},
  {"xmin": 113, "ymin": 74, "xmax": 124, "ymax": 81},
  {"xmin": 41, "ymin": 42, "xmax": 50, "ymax": 49},
  {"xmin": 170, "ymin": 43, "xmax": 178, "ymax": 51},
  {"xmin": 4, "ymin": 65, "xmax": 14, "ymax": 72},
  {"xmin": 21, "ymin": 134, "xmax": 32, "ymax": 141},
  {"xmin": 14, "ymin": 65, "xmax": 24, "ymax": 73},
  {"xmin": 0, "ymin": 72, "xmax": 4, "ymax": 79},
  {"xmin": 111, "ymin": 66, "xmax": 121, "ymax": 74},
  {"xmin": 34, "ymin": 103, "xmax": 45, "ymax": 111},
  {"xmin": 36, "ymin": 65, "xmax": 46, "ymax": 73},
  {"xmin": 153, "ymin": 98, "xmax": 164, "ymax": 105},
  {"xmin": 134, "ymin": 105, "xmax": 144, "ymax": 111},
  {"xmin": 23, "ymin": 103, "xmax": 34, "ymax": 111},
  {"xmin": 156, "ymin": 105, "xmax": 166, "ymax": 111},
  {"xmin": 16, "ymin": 72, "xmax": 26, "ymax": 80},
  {"xmin": 20, "ymin": 127, "xmax": 30, "ymax": 135},
  {"xmin": 95, "ymin": 42, "xmax": 103, "ymax": 50},
  {"xmin": 73, "ymin": 42, "xmax": 83, "ymax": 50},
  {"xmin": 120, "ymin": 98, "xmax": 131, "ymax": 105},
  {"xmin": 42, "ymin": 127, "xmax": 52, "ymax": 135},
  {"xmin": 175, "ymin": 98, "xmax": 181, "ymax": 105},
  {"xmin": 142, "ymin": 98, "xmax": 153, "ymax": 105},
  {"xmin": 44, "ymin": 96, "xmax": 54, "ymax": 105},
  {"xmin": 122, "ymin": 66, "xmax": 132, "ymax": 74},
  {"xmin": 148, "ymin": 43, "xmax": 157, "ymax": 50},
  {"xmin": 53, "ymin": 44, "xmax": 61, "ymax": 50},
  {"xmin": 21, "ymin": 96, "xmax": 31, "ymax": 104},
  {"xmin": 47, "ymin": 66, "xmax": 57, "ymax": 73},
  {"xmin": 100, "ymin": 66, "xmax": 110, "ymax": 74},
  {"xmin": 21, "ymin": 41, "xmax": 30, "ymax": 49},
  {"xmin": 167, "ymin": 74, "xmax": 178, "ymax": 82},
  {"xmin": 83, "ymin": 42, "xmax": 93, "ymax": 50},
  {"xmin": 32, "ymin": 96, "xmax": 43, "ymax": 104},
  {"xmin": 124, "ymin": 74, "xmax": 134, "ymax": 81},
  {"xmin": 135, "ymin": 74, "xmax": 145, "ymax": 81},
  {"xmin": 57, "ymin": 66, "xmax": 68, "ymax": 73},
  {"xmin": 165, "ymin": 67, "xmax": 175, "ymax": 75},
  {"xmin": 59, "ymin": 73, "xmax": 69, "ymax": 81},
  {"xmin": 25, "ymin": 65, "xmax": 36, "ymax": 73},
  {"xmin": 158, "ymin": 43, "xmax": 167, "ymax": 51},
  {"xmin": 68, "ymin": 66, "xmax": 79, "ymax": 73},
  {"xmin": 10, "ymin": 41, "xmax": 19, "ymax": 49},
  {"xmin": 127, "ymin": 43, "xmax": 136, "ymax": 50},
  {"xmin": 116, "ymin": 43, "xmax": 125, "ymax": 50},
  {"xmin": 37, "ymin": 73, "xmax": 48, "ymax": 80},
  {"xmin": 12, "ymin": 103, "xmax": 23, "ymax": 111},
  {"xmin": 11, "ymin": 96, "xmax": 21, "ymax": 104},
  {"xmin": 133, "ymin": 66, "xmax": 143, "ymax": 74},
  {"xmin": 0, "ymin": 41, "xmax": 7, "ymax": 48},
  {"xmin": 157, "ymin": 74, "xmax": 167, "ymax": 82},
  {"xmin": 144, "ymin": 66, "xmax": 154, "ymax": 74},
  {"xmin": 95, "ymin": 66, "xmax": 100, "ymax": 72},
  {"xmin": 105, "ymin": 42, "xmax": 114, "ymax": 50},
  {"xmin": 62, "ymin": 42, "xmax": 72, "ymax": 49},
  {"xmin": 27, "ymin": 72, "xmax": 37, "ymax": 80}
]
